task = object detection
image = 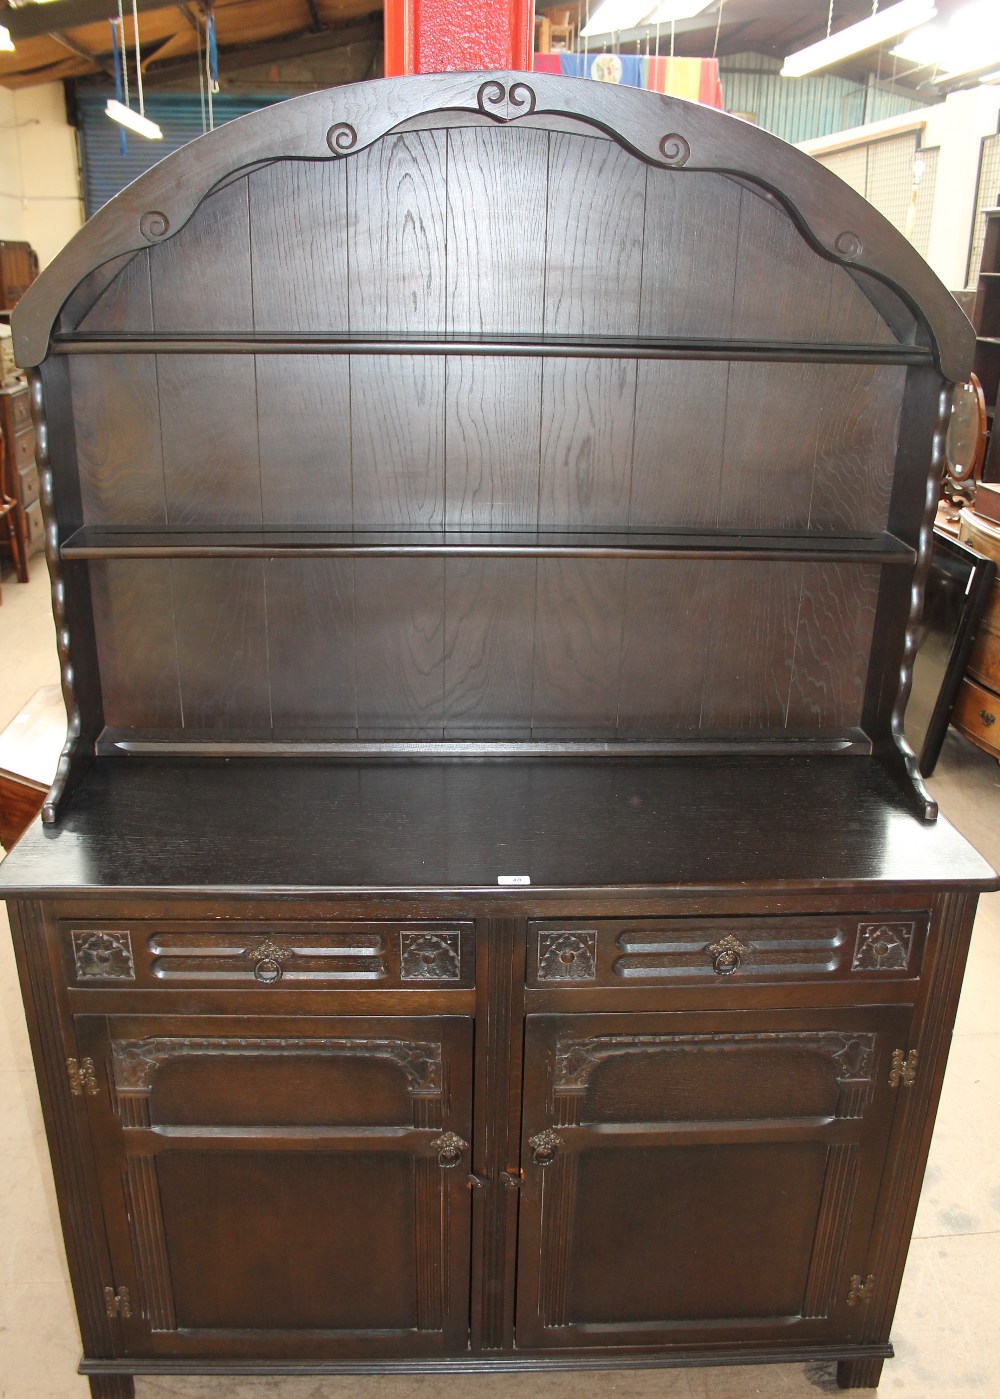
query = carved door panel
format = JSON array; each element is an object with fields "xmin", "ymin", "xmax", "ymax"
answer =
[
  {"xmin": 75, "ymin": 1014, "xmax": 473, "ymax": 1359},
  {"xmin": 516, "ymin": 1008, "xmax": 909, "ymax": 1351}
]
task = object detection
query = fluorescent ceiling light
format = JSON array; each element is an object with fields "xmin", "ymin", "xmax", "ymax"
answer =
[
  {"xmin": 581, "ymin": 0, "xmax": 652, "ymax": 37},
  {"xmin": 781, "ymin": 0, "xmax": 937, "ymax": 78},
  {"xmin": 891, "ymin": 0, "xmax": 1000, "ymax": 78},
  {"xmin": 582, "ymin": 0, "xmax": 712, "ymax": 37},
  {"xmin": 105, "ymin": 99, "xmax": 162, "ymax": 141},
  {"xmin": 645, "ymin": 1, "xmax": 714, "ymax": 21},
  {"xmin": 0, "ymin": 26, "xmax": 13, "ymax": 51}
]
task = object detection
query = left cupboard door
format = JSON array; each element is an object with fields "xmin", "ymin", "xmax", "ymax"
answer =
[{"xmin": 74, "ymin": 1013, "xmax": 474, "ymax": 1360}]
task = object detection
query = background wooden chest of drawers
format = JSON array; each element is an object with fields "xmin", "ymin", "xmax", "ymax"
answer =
[
  {"xmin": 0, "ymin": 380, "xmax": 40, "ymax": 568},
  {"xmin": 957, "ymin": 510, "xmax": 1000, "ymax": 759}
]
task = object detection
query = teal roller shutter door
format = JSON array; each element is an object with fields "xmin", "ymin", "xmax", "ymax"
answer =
[{"xmin": 76, "ymin": 88, "xmax": 280, "ymax": 217}]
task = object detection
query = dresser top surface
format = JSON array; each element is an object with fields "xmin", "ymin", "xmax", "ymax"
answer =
[{"xmin": 0, "ymin": 756, "xmax": 994, "ymax": 898}]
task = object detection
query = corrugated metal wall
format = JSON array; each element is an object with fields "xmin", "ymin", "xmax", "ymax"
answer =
[
  {"xmin": 75, "ymin": 89, "xmax": 280, "ymax": 217},
  {"xmin": 720, "ymin": 54, "xmax": 925, "ymax": 145}
]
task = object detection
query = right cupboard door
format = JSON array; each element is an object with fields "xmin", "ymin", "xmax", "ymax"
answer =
[{"xmin": 515, "ymin": 1008, "xmax": 909, "ymax": 1351}]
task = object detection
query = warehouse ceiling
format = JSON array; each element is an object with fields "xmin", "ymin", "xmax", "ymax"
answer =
[{"xmin": 0, "ymin": 0, "xmax": 989, "ymax": 94}]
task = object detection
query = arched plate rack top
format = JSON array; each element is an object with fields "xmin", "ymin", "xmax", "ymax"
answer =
[{"xmin": 13, "ymin": 70, "xmax": 972, "ymax": 379}]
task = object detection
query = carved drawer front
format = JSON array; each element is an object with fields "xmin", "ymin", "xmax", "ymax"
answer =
[
  {"xmin": 18, "ymin": 461, "xmax": 39, "ymax": 509},
  {"xmin": 528, "ymin": 914, "xmax": 927, "ymax": 987},
  {"xmin": 9, "ymin": 388, "xmax": 30, "ymax": 431},
  {"xmin": 63, "ymin": 919, "xmax": 474, "ymax": 989}
]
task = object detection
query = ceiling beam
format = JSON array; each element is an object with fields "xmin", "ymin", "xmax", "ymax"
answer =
[
  {"xmin": 0, "ymin": 0, "xmax": 168, "ymax": 42},
  {"xmin": 48, "ymin": 28, "xmax": 117, "ymax": 77},
  {"xmin": 141, "ymin": 15, "xmax": 382, "ymax": 84}
]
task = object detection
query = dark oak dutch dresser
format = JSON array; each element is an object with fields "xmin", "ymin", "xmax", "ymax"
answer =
[{"xmin": 0, "ymin": 72, "xmax": 996, "ymax": 1397}]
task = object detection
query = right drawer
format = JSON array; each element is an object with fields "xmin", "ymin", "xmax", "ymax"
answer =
[
  {"xmin": 17, "ymin": 461, "xmax": 38, "ymax": 510},
  {"xmin": 527, "ymin": 914, "xmax": 928, "ymax": 987}
]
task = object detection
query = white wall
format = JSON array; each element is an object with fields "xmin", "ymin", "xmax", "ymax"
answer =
[
  {"xmin": 800, "ymin": 86, "xmax": 1000, "ymax": 292},
  {"xmin": 0, "ymin": 82, "xmax": 84, "ymax": 270}
]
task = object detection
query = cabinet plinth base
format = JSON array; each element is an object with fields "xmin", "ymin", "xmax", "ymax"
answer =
[
  {"xmin": 88, "ymin": 1378, "xmax": 134, "ymax": 1399},
  {"xmin": 838, "ymin": 1356, "xmax": 885, "ymax": 1389}
]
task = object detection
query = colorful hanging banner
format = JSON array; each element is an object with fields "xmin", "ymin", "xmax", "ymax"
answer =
[{"xmin": 532, "ymin": 50, "xmax": 722, "ymax": 107}]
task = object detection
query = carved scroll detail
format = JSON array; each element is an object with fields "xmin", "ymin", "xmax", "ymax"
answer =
[
  {"xmin": 853, "ymin": 922, "xmax": 915, "ymax": 972},
  {"xmin": 554, "ymin": 1031, "xmax": 876, "ymax": 1092},
  {"xmin": 400, "ymin": 930, "xmax": 461, "ymax": 981},
  {"xmin": 72, "ymin": 930, "xmax": 135, "ymax": 981},
  {"xmin": 139, "ymin": 210, "xmax": 170, "ymax": 241},
  {"xmin": 325, "ymin": 122, "xmax": 358, "ymax": 154},
  {"xmin": 537, "ymin": 931, "xmax": 597, "ymax": 982},
  {"xmin": 834, "ymin": 230, "xmax": 863, "ymax": 260},
  {"xmin": 476, "ymin": 79, "xmax": 536, "ymax": 121},
  {"xmin": 659, "ymin": 132, "xmax": 691, "ymax": 167},
  {"xmin": 111, "ymin": 1035, "xmax": 442, "ymax": 1095}
]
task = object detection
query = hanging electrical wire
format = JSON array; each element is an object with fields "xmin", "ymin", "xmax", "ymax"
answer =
[
  {"xmin": 712, "ymin": 0, "xmax": 725, "ymax": 60},
  {"xmin": 109, "ymin": 17, "xmax": 126, "ymax": 154},
  {"xmin": 205, "ymin": 11, "xmax": 219, "ymax": 129},
  {"xmin": 197, "ymin": 12, "xmax": 206, "ymax": 134}
]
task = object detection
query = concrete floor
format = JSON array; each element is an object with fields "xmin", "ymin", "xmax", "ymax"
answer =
[{"xmin": 1, "ymin": 556, "xmax": 999, "ymax": 1399}]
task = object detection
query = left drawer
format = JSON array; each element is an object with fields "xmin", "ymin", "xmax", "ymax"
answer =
[{"xmin": 62, "ymin": 918, "xmax": 475, "ymax": 989}]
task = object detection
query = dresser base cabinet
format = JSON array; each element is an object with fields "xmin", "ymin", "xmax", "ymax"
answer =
[
  {"xmin": 2, "ymin": 70, "xmax": 997, "ymax": 1395},
  {"xmin": 4, "ymin": 871, "xmax": 991, "ymax": 1394}
]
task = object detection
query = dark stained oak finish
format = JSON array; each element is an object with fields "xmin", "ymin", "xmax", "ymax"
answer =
[{"xmin": 2, "ymin": 71, "xmax": 994, "ymax": 1399}]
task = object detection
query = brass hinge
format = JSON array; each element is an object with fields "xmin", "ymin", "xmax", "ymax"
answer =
[
  {"xmin": 67, "ymin": 1056, "xmax": 99, "ymax": 1097},
  {"xmin": 104, "ymin": 1285, "xmax": 131, "ymax": 1319},
  {"xmin": 889, "ymin": 1048, "xmax": 918, "ymax": 1089},
  {"xmin": 847, "ymin": 1273, "xmax": 875, "ymax": 1306}
]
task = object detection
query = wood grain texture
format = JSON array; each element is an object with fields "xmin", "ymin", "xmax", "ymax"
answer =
[
  {"xmin": 443, "ymin": 558, "xmax": 535, "ymax": 733},
  {"xmin": 543, "ymin": 134, "xmax": 644, "ymax": 336},
  {"xmin": 531, "ymin": 559, "xmax": 625, "ymax": 733},
  {"xmin": 787, "ymin": 563, "xmax": 880, "ymax": 729},
  {"xmin": 249, "ymin": 160, "xmax": 349, "ymax": 333},
  {"xmin": 72, "ymin": 257, "xmax": 165, "ymax": 525},
  {"xmin": 90, "ymin": 560, "xmax": 181, "ymax": 729},
  {"xmin": 639, "ymin": 171, "xmax": 740, "ymax": 338},
  {"xmin": 170, "ymin": 559, "xmax": 270, "ymax": 728},
  {"xmin": 732, "ymin": 188, "xmax": 834, "ymax": 343},
  {"xmin": 256, "ymin": 356, "xmax": 352, "ymax": 527},
  {"xmin": 701, "ymin": 562, "xmax": 802, "ymax": 729},
  {"xmin": 445, "ymin": 357, "xmax": 542, "ymax": 527},
  {"xmin": 446, "ymin": 127, "xmax": 548, "ymax": 335},
  {"xmin": 539, "ymin": 358, "xmax": 635, "ymax": 528},
  {"xmin": 158, "ymin": 354, "xmax": 262, "ymax": 526},
  {"xmin": 630, "ymin": 362, "xmax": 728, "ymax": 528},
  {"xmin": 351, "ymin": 355, "xmax": 445, "ymax": 527},
  {"xmin": 265, "ymin": 559, "xmax": 356, "ymax": 729},
  {"xmin": 348, "ymin": 132, "xmax": 447, "ymax": 333},
  {"xmin": 353, "ymin": 558, "xmax": 445, "ymax": 732},
  {"xmin": 827, "ymin": 265, "xmax": 896, "ymax": 345},
  {"xmin": 810, "ymin": 366, "xmax": 905, "ymax": 533},
  {"xmin": 149, "ymin": 178, "xmax": 252, "ymax": 331},
  {"xmin": 618, "ymin": 561, "xmax": 712, "ymax": 734},
  {"xmin": 72, "ymin": 354, "xmax": 166, "ymax": 526},
  {"xmin": 717, "ymin": 364, "xmax": 823, "ymax": 529}
]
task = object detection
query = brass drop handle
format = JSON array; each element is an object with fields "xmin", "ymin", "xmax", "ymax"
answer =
[
  {"xmin": 528, "ymin": 1128, "xmax": 564, "ymax": 1166},
  {"xmin": 431, "ymin": 1132, "xmax": 468, "ymax": 1168},
  {"xmin": 253, "ymin": 958, "xmax": 282, "ymax": 984},
  {"xmin": 981, "ymin": 710, "xmax": 996, "ymax": 728},
  {"xmin": 707, "ymin": 933, "xmax": 749, "ymax": 975}
]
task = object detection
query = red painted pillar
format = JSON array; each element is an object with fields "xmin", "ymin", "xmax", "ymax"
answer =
[{"xmin": 384, "ymin": 0, "xmax": 534, "ymax": 76}]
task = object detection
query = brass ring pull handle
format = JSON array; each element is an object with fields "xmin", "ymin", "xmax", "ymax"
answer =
[
  {"xmin": 707, "ymin": 933, "xmax": 749, "ymax": 976},
  {"xmin": 431, "ymin": 1132, "xmax": 468, "ymax": 1168},
  {"xmin": 245, "ymin": 938, "xmax": 288, "ymax": 984},
  {"xmin": 528, "ymin": 1128, "xmax": 564, "ymax": 1166}
]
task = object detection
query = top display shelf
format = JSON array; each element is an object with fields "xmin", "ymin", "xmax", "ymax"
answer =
[{"xmin": 49, "ymin": 330, "xmax": 933, "ymax": 365}]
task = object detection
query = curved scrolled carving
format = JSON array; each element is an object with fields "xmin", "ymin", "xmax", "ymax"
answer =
[
  {"xmin": 508, "ymin": 81, "xmax": 536, "ymax": 115},
  {"xmin": 325, "ymin": 121, "xmax": 358, "ymax": 155},
  {"xmin": 477, "ymin": 78, "xmax": 508, "ymax": 117},
  {"xmin": 138, "ymin": 210, "xmax": 170, "ymax": 242},
  {"xmin": 835, "ymin": 230, "xmax": 863, "ymax": 261},
  {"xmin": 658, "ymin": 132, "xmax": 691, "ymax": 167}
]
